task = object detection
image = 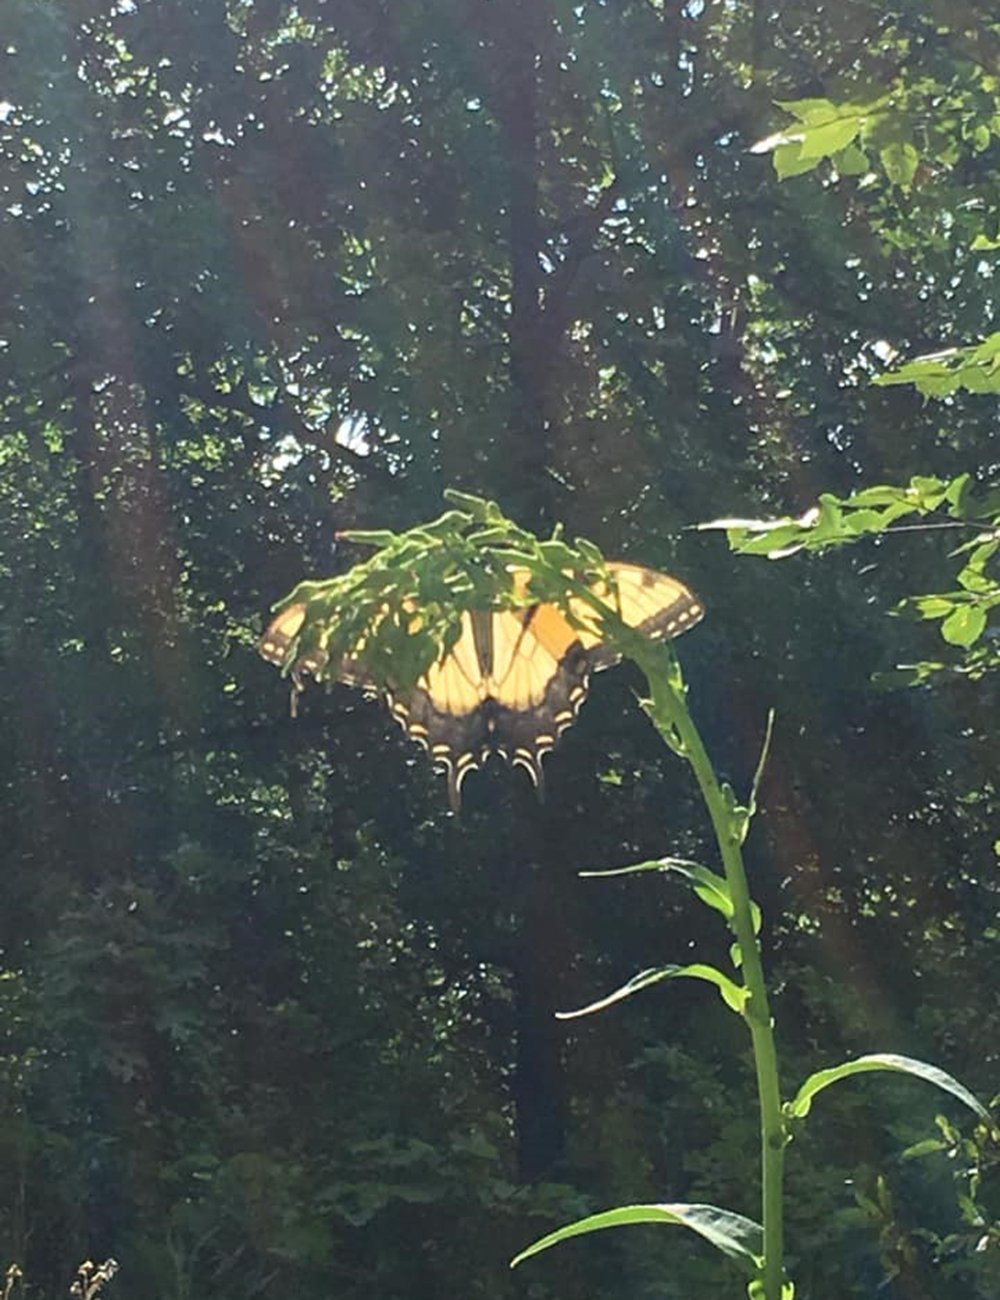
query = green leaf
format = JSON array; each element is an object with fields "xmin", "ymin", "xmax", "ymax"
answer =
[
  {"xmin": 511, "ymin": 1202, "xmax": 763, "ymax": 1271},
  {"xmin": 833, "ymin": 143, "xmax": 869, "ymax": 175},
  {"xmin": 722, "ymin": 782, "xmax": 751, "ymax": 843},
  {"xmin": 944, "ymin": 472, "xmax": 973, "ymax": 514},
  {"xmin": 336, "ymin": 527, "xmax": 402, "ymax": 548},
  {"xmin": 584, "ymin": 856, "xmax": 730, "ymax": 912},
  {"xmin": 797, "ymin": 116, "xmax": 863, "ymax": 161},
  {"xmin": 556, "ymin": 963, "xmax": 748, "ymax": 1019},
  {"xmin": 748, "ymin": 1280, "xmax": 795, "ymax": 1300},
  {"xmin": 879, "ymin": 140, "xmax": 919, "ymax": 189},
  {"xmin": 901, "ymin": 1137, "xmax": 949, "ymax": 1160},
  {"xmin": 774, "ymin": 140, "xmax": 817, "ymax": 179},
  {"xmin": 841, "ymin": 509, "xmax": 885, "ymax": 536},
  {"xmin": 941, "ymin": 604, "xmax": 987, "ymax": 647},
  {"xmin": 968, "ymin": 331, "xmax": 1000, "ymax": 363},
  {"xmin": 744, "ymin": 709, "xmax": 775, "ymax": 842},
  {"xmin": 847, "ymin": 486, "xmax": 913, "ymax": 508},
  {"xmin": 787, "ymin": 1053, "xmax": 990, "ymax": 1122},
  {"xmin": 957, "ymin": 565, "xmax": 996, "ymax": 594},
  {"xmin": 910, "ymin": 595, "xmax": 958, "ymax": 619},
  {"xmin": 774, "ymin": 98, "xmax": 838, "ymax": 123}
]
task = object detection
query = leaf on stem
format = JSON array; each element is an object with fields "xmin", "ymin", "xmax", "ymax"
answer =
[
  {"xmin": 743, "ymin": 709, "xmax": 776, "ymax": 841},
  {"xmin": 722, "ymin": 782, "xmax": 752, "ymax": 846},
  {"xmin": 556, "ymin": 963, "xmax": 748, "ymax": 1019},
  {"xmin": 748, "ymin": 1278, "xmax": 796, "ymax": 1300},
  {"xmin": 584, "ymin": 857, "xmax": 727, "ymax": 911},
  {"xmin": 787, "ymin": 1053, "xmax": 991, "ymax": 1122},
  {"xmin": 511, "ymin": 1202, "xmax": 763, "ymax": 1272},
  {"xmin": 581, "ymin": 858, "xmax": 762, "ymax": 934}
]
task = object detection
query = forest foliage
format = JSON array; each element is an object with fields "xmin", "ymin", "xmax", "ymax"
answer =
[{"xmin": 2, "ymin": 1, "xmax": 1000, "ymax": 1297}]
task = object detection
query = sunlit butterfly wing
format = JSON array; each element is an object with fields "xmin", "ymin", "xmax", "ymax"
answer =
[{"xmin": 260, "ymin": 562, "xmax": 704, "ymax": 808}]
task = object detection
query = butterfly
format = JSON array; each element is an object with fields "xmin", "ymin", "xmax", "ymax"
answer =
[{"xmin": 260, "ymin": 562, "xmax": 703, "ymax": 809}]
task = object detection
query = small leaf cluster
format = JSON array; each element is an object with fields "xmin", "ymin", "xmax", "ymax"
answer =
[
  {"xmin": 702, "ymin": 474, "xmax": 1000, "ymax": 681},
  {"xmin": 754, "ymin": 96, "xmax": 911, "ymax": 187},
  {"xmin": 874, "ymin": 333, "xmax": 1000, "ymax": 398},
  {"xmin": 904, "ymin": 1111, "xmax": 1000, "ymax": 1272},
  {"xmin": 757, "ymin": 65, "xmax": 1000, "ymax": 194},
  {"xmin": 266, "ymin": 490, "xmax": 641, "ymax": 694}
]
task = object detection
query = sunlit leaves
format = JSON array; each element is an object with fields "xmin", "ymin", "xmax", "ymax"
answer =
[
  {"xmin": 700, "ymin": 475, "xmax": 1000, "ymax": 680},
  {"xmin": 874, "ymin": 332, "xmax": 1000, "ymax": 397},
  {"xmin": 753, "ymin": 96, "xmax": 894, "ymax": 185}
]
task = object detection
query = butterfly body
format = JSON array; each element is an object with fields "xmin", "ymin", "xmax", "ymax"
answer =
[{"xmin": 261, "ymin": 563, "xmax": 703, "ymax": 809}]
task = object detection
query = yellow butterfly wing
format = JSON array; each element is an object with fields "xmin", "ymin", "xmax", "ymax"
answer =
[
  {"xmin": 260, "ymin": 562, "xmax": 704, "ymax": 808},
  {"xmin": 372, "ymin": 563, "xmax": 704, "ymax": 807}
]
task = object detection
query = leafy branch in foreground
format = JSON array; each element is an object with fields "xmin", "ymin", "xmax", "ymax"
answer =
[
  {"xmin": 754, "ymin": 81, "xmax": 1000, "ymax": 396},
  {"xmin": 700, "ymin": 473, "xmax": 1000, "ymax": 683},
  {"xmin": 260, "ymin": 491, "xmax": 993, "ymax": 1300}
]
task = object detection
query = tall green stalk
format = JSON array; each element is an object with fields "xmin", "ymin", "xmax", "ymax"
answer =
[{"xmin": 646, "ymin": 665, "xmax": 786, "ymax": 1300}]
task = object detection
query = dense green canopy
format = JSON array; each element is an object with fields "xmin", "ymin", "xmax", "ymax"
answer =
[{"xmin": 1, "ymin": 1, "xmax": 999, "ymax": 1296}]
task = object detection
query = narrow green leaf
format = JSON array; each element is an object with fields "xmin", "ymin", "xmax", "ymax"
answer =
[
  {"xmin": 787, "ymin": 1053, "xmax": 990, "ymax": 1122},
  {"xmin": 511, "ymin": 1202, "xmax": 763, "ymax": 1271},
  {"xmin": 556, "ymin": 964, "xmax": 748, "ymax": 1020},
  {"xmin": 744, "ymin": 709, "xmax": 775, "ymax": 842},
  {"xmin": 901, "ymin": 1137, "xmax": 949, "ymax": 1160},
  {"xmin": 336, "ymin": 528, "xmax": 404, "ymax": 547},
  {"xmin": 575, "ymin": 537, "xmax": 606, "ymax": 565},
  {"xmin": 583, "ymin": 856, "xmax": 732, "ymax": 914},
  {"xmin": 441, "ymin": 488, "xmax": 494, "ymax": 518},
  {"xmin": 580, "ymin": 859, "xmax": 761, "ymax": 936}
]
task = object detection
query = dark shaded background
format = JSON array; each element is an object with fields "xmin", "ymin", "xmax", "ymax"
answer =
[{"xmin": 2, "ymin": 1, "xmax": 999, "ymax": 1296}]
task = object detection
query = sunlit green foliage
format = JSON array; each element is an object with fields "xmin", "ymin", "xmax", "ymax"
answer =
[{"xmin": 703, "ymin": 473, "xmax": 1000, "ymax": 680}]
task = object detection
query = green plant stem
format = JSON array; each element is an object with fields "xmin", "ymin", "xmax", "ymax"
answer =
[{"xmin": 647, "ymin": 666, "xmax": 786, "ymax": 1300}]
